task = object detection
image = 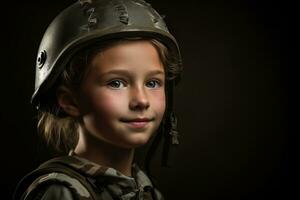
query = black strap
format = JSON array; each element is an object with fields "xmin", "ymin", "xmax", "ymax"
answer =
[{"xmin": 13, "ymin": 158, "xmax": 98, "ymax": 200}]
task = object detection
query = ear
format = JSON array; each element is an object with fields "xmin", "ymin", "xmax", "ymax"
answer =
[{"xmin": 57, "ymin": 86, "xmax": 81, "ymax": 117}]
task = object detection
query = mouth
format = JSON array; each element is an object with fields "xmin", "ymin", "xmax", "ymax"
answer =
[
  {"xmin": 120, "ymin": 117, "xmax": 153, "ymax": 122},
  {"xmin": 120, "ymin": 117, "xmax": 154, "ymax": 129}
]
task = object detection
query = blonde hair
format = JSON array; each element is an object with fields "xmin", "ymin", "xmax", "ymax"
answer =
[{"xmin": 37, "ymin": 38, "xmax": 182, "ymax": 154}]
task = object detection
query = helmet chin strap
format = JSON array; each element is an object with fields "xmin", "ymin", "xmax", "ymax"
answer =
[
  {"xmin": 162, "ymin": 80, "xmax": 179, "ymax": 167},
  {"xmin": 144, "ymin": 80, "xmax": 179, "ymax": 188}
]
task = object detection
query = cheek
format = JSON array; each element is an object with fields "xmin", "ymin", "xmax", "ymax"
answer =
[
  {"xmin": 151, "ymin": 91, "xmax": 166, "ymax": 116},
  {"xmin": 88, "ymin": 90, "xmax": 127, "ymax": 118}
]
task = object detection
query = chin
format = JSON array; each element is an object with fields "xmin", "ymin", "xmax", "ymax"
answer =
[{"xmin": 124, "ymin": 134, "xmax": 152, "ymax": 148}]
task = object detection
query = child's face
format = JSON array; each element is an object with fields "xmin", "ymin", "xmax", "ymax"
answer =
[{"xmin": 78, "ymin": 40, "xmax": 166, "ymax": 149}]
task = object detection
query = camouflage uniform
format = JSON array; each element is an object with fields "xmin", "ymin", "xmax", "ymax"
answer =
[{"xmin": 16, "ymin": 155, "xmax": 163, "ymax": 200}]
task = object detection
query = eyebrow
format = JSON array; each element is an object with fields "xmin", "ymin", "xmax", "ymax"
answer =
[{"xmin": 101, "ymin": 69, "xmax": 165, "ymax": 77}]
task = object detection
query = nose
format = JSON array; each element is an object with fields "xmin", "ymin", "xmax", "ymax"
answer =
[{"xmin": 129, "ymin": 86, "xmax": 150, "ymax": 111}]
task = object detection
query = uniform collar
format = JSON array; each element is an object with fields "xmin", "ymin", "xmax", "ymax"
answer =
[{"xmin": 61, "ymin": 154, "xmax": 154, "ymax": 199}]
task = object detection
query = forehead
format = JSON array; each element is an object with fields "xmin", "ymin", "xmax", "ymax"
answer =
[{"xmin": 90, "ymin": 40, "xmax": 164, "ymax": 74}]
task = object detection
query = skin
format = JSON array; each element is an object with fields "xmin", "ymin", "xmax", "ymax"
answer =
[{"xmin": 58, "ymin": 40, "xmax": 166, "ymax": 176}]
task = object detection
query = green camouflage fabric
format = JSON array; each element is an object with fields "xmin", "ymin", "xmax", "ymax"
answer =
[{"xmin": 19, "ymin": 155, "xmax": 164, "ymax": 200}]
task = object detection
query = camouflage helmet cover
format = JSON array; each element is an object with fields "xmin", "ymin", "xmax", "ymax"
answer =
[{"xmin": 32, "ymin": 0, "xmax": 181, "ymax": 107}]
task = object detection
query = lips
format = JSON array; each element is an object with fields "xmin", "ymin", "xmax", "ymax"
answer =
[
  {"xmin": 120, "ymin": 117, "xmax": 153, "ymax": 123},
  {"xmin": 120, "ymin": 117, "xmax": 154, "ymax": 129}
]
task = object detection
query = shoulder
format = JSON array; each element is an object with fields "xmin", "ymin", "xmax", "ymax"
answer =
[
  {"xmin": 25, "ymin": 183, "xmax": 75, "ymax": 200},
  {"xmin": 15, "ymin": 172, "xmax": 94, "ymax": 200}
]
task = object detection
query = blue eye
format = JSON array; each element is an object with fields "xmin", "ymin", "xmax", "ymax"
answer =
[
  {"xmin": 108, "ymin": 80, "xmax": 126, "ymax": 89},
  {"xmin": 146, "ymin": 80, "xmax": 161, "ymax": 88}
]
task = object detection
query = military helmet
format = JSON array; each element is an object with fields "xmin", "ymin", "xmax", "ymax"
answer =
[{"xmin": 32, "ymin": 0, "xmax": 182, "ymax": 108}]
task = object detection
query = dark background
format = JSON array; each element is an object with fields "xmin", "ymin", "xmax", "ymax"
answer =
[{"xmin": 0, "ymin": 0, "xmax": 293, "ymax": 199}]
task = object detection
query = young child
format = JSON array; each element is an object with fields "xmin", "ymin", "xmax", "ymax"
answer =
[{"xmin": 14, "ymin": 0, "xmax": 182, "ymax": 199}]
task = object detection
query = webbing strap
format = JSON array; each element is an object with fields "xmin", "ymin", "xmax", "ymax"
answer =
[{"xmin": 13, "ymin": 158, "xmax": 98, "ymax": 200}]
